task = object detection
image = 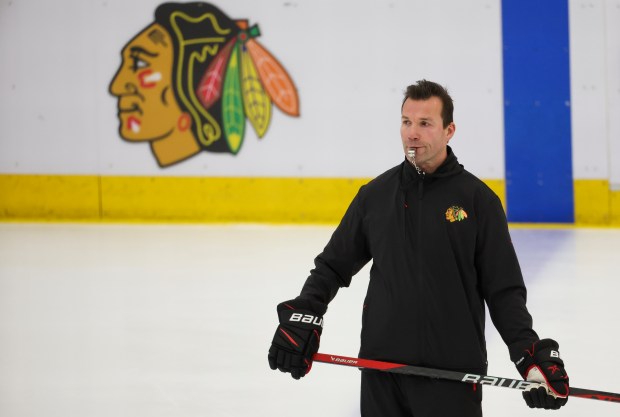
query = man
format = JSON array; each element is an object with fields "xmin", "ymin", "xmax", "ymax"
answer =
[{"xmin": 268, "ymin": 80, "xmax": 569, "ymax": 416}]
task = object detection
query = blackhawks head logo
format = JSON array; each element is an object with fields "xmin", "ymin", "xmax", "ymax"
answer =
[
  {"xmin": 109, "ymin": 2, "xmax": 299, "ymax": 167},
  {"xmin": 446, "ymin": 206, "xmax": 468, "ymax": 222}
]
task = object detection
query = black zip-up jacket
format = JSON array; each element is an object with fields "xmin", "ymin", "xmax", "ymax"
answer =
[{"xmin": 300, "ymin": 147, "xmax": 538, "ymax": 374}]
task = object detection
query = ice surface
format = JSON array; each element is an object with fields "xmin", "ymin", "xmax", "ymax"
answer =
[{"xmin": 0, "ymin": 223, "xmax": 618, "ymax": 416}]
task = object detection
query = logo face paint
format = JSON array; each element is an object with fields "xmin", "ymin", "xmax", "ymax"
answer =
[
  {"xmin": 446, "ymin": 206, "xmax": 468, "ymax": 222},
  {"xmin": 138, "ymin": 69, "xmax": 163, "ymax": 88},
  {"xmin": 109, "ymin": 2, "xmax": 299, "ymax": 167},
  {"xmin": 127, "ymin": 116, "xmax": 142, "ymax": 134}
]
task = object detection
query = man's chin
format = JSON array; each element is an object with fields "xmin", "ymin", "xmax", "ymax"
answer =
[
  {"xmin": 119, "ymin": 132, "xmax": 152, "ymax": 142},
  {"xmin": 119, "ymin": 127, "xmax": 172, "ymax": 143}
]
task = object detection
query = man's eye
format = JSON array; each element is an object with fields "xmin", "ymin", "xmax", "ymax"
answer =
[{"xmin": 130, "ymin": 56, "xmax": 149, "ymax": 72}]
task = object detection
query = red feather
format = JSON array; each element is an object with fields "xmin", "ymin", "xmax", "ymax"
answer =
[{"xmin": 196, "ymin": 38, "xmax": 236, "ymax": 109}]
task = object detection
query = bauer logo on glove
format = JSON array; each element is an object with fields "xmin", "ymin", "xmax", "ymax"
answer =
[
  {"xmin": 515, "ymin": 338, "xmax": 569, "ymax": 409},
  {"xmin": 268, "ymin": 298, "xmax": 327, "ymax": 380},
  {"xmin": 289, "ymin": 313, "xmax": 323, "ymax": 327}
]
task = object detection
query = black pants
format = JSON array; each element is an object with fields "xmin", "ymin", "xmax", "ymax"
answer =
[{"xmin": 361, "ymin": 371, "xmax": 482, "ymax": 417}]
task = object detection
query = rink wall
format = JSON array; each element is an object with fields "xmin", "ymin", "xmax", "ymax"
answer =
[
  {"xmin": 1, "ymin": 0, "xmax": 619, "ymax": 225},
  {"xmin": 3, "ymin": 174, "xmax": 618, "ymax": 225},
  {"xmin": 0, "ymin": 175, "xmax": 376, "ymax": 223}
]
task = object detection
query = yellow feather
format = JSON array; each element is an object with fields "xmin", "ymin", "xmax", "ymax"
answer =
[{"xmin": 240, "ymin": 47, "xmax": 272, "ymax": 138}]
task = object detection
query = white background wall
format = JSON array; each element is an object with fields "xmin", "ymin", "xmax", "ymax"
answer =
[
  {"xmin": 569, "ymin": 0, "xmax": 620, "ymax": 187},
  {"xmin": 0, "ymin": 0, "xmax": 618, "ymax": 182},
  {"xmin": 0, "ymin": 0, "xmax": 504, "ymax": 178}
]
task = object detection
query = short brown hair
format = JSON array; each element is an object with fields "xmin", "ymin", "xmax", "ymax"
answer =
[{"xmin": 402, "ymin": 80, "xmax": 454, "ymax": 128}]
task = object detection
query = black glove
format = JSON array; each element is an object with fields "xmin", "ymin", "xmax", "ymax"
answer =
[
  {"xmin": 515, "ymin": 338, "xmax": 569, "ymax": 409},
  {"xmin": 268, "ymin": 298, "xmax": 327, "ymax": 379}
]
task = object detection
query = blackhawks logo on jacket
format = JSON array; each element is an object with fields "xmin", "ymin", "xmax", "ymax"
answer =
[{"xmin": 446, "ymin": 206, "xmax": 468, "ymax": 222}]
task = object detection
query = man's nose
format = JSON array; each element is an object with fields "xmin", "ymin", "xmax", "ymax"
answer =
[
  {"xmin": 109, "ymin": 71, "xmax": 138, "ymax": 97},
  {"xmin": 405, "ymin": 124, "xmax": 419, "ymax": 140}
]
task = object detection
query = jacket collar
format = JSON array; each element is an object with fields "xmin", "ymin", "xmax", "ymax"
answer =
[{"xmin": 401, "ymin": 146, "xmax": 464, "ymax": 187}]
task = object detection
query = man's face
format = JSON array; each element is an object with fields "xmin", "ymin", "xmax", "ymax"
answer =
[
  {"xmin": 109, "ymin": 23, "xmax": 181, "ymax": 142},
  {"xmin": 400, "ymin": 97, "xmax": 455, "ymax": 174}
]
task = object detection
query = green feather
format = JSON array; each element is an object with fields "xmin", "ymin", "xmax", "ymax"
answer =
[{"xmin": 222, "ymin": 43, "xmax": 245, "ymax": 154}]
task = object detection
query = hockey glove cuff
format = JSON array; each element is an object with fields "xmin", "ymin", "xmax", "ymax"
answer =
[
  {"xmin": 515, "ymin": 338, "xmax": 570, "ymax": 409},
  {"xmin": 268, "ymin": 298, "xmax": 327, "ymax": 380}
]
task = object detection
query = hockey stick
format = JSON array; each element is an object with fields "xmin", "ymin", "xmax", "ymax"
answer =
[{"xmin": 313, "ymin": 353, "xmax": 620, "ymax": 403}]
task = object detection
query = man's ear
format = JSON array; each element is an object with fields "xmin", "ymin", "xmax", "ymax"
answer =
[{"xmin": 445, "ymin": 122, "xmax": 456, "ymax": 142}]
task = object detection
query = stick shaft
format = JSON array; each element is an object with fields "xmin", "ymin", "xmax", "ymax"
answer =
[{"xmin": 313, "ymin": 353, "xmax": 620, "ymax": 403}]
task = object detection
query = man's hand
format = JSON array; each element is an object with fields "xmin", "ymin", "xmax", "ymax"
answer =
[
  {"xmin": 268, "ymin": 298, "xmax": 327, "ymax": 379},
  {"xmin": 515, "ymin": 338, "xmax": 569, "ymax": 409}
]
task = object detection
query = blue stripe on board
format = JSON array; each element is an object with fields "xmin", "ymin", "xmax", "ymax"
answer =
[{"xmin": 502, "ymin": 0, "xmax": 574, "ymax": 222}]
